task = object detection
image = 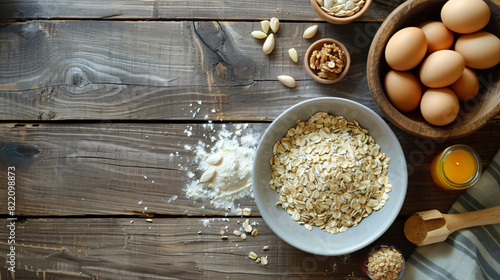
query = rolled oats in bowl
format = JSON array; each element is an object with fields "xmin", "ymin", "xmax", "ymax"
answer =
[
  {"xmin": 270, "ymin": 112, "xmax": 392, "ymax": 234},
  {"xmin": 364, "ymin": 245, "xmax": 405, "ymax": 280},
  {"xmin": 252, "ymin": 97, "xmax": 407, "ymax": 256}
]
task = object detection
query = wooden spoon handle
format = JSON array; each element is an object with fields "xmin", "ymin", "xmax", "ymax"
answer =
[{"xmin": 443, "ymin": 205, "xmax": 500, "ymax": 233}]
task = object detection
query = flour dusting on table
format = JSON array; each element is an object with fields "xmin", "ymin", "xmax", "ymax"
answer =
[{"xmin": 185, "ymin": 124, "xmax": 257, "ymax": 210}]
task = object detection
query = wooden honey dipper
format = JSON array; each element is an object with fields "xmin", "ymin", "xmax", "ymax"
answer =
[{"xmin": 404, "ymin": 206, "xmax": 500, "ymax": 246}]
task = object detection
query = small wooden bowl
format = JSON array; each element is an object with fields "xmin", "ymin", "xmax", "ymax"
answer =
[
  {"xmin": 304, "ymin": 38, "xmax": 351, "ymax": 84},
  {"xmin": 310, "ymin": 0, "xmax": 372, "ymax": 24},
  {"xmin": 367, "ymin": 0, "xmax": 500, "ymax": 139}
]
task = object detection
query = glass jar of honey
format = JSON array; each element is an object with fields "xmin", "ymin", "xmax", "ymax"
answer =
[{"xmin": 431, "ymin": 144, "xmax": 482, "ymax": 190}]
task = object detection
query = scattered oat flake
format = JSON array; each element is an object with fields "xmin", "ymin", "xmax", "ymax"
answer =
[
  {"xmin": 242, "ymin": 208, "xmax": 252, "ymax": 216},
  {"xmin": 261, "ymin": 256, "xmax": 269, "ymax": 266},
  {"xmin": 167, "ymin": 195, "xmax": 178, "ymax": 203},
  {"xmin": 202, "ymin": 219, "xmax": 211, "ymax": 228}
]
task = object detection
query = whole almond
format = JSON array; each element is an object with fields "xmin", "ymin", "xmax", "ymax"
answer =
[
  {"xmin": 263, "ymin": 33, "xmax": 275, "ymax": 54},
  {"xmin": 270, "ymin": 17, "xmax": 280, "ymax": 33},
  {"xmin": 303, "ymin": 25, "xmax": 318, "ymax": 39},
  {"xmin": 277, "ymin": 75, "xmax": 296, "ymax": 88},
  {"xmin": 251, "ymin": 30, "xmax": 267, "ymax": 39},
  {"xmin": 288, "ymin": 48, "xmax": 298, "ymax": 63},
  {"xmin": 261, "ymin": 20, "xmax": 270, "ymax": 33}
]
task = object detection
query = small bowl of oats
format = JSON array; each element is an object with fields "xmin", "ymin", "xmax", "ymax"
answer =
[
  {"xmin": 311, "ymin": 0, "xmax": 372, "ymax": 25},
  {"xmin": 304, "ymin": 38, "xmax": 351, "ymax": 84},
  {"xmin": 362, "ymin": 245, "xmax": 405, "ymax": 280},
  {"xmin": 252, "ymin": 97, "xmax": 407, "ymax": 256}
]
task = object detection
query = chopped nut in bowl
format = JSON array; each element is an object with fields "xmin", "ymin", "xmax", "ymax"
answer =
[
  {"xmin": 304, "ymin": 38, "xmax": 351, "ymax": 84},
  {"xmin": 363, "ymin": 244, "xmax": 405, "ymax": 280}
]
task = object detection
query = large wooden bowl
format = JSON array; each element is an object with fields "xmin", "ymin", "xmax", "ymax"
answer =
[{"xmin": 367, "ymin": 0, "xmax": 500, "ymax": 139}]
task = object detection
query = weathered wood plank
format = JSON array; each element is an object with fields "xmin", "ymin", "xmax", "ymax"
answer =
[
  {"xmin": 2, "ymin": 20, "xmax": 498, "ymax": 122},
  {"xmin": 0, "ymin": 217, "xmax": 413, "ymax": 280},
  {"xmin": 0, "ymin": 82, "xmax": 378, "ymax": 121},
  {"xmin": 0, "ymin": 121, "xmax": 499, "ymax": 217},
  {"xmin": 0, "ymin": 20, "xmax": 382, "ymax": 121},
  {"xmin": 0, "ymin": 122, "xmax": 265, "ymax": 216},
  {"xmin": 0, "ymin": 0, "xmax": 401, "ymax": 21}
]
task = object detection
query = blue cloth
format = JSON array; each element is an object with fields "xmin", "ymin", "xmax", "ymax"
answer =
[{"xmin": 404, "ymin": 149, "xmax": 500, "ymax": 280}]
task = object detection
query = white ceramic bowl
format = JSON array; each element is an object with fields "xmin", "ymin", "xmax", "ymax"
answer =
[{"xmin": 252, "ymin": 97, "xmax": 407, "ymax": 256}]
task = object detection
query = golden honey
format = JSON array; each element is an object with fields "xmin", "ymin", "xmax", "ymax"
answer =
[{"xmin": 431, "ymin": 144, "xmax": 481, "ymax": 190}]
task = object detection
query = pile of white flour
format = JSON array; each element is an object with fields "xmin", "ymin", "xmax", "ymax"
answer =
[{"xmin": 185, "ymin": 125, "xmax": 257, "ymax": 210}]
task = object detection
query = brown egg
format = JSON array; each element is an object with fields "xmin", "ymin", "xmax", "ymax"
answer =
[
  {"xmin": 384, "ymin": 70, "xmax": 422, "ymax": 112},
  {"xmin": 420, "ymin": 88, "xmax": 460, "ymax": 126},
  {"xmin": 449, "ymin": 67, "xmax": 479, "ymax": 101},
  {"xmin": 419, "ymin": 50, "xmax": 465, "ymax": 88},
  {"xmin": 454, "ymin": 31, "xmax": 500, "ymax": 69},
  {"xmin": 441, "ymin": 0, "xmax": 491, "ymax": 34},
  {"xmin": 385, "ymin": 27, "xmax": 427, "ymax": 71},
  {"xmin": 418, "ymin": 21, "xmax": 454, "ymax": 53}
]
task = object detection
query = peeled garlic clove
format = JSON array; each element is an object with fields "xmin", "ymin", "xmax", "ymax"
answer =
[
  {"xmin": 270, "ymin": 17, "xmax": 280, "ymax": 33},
  {"xmin": 303, "ymin": 25, "xmax": 318, "ymax": 39},
  {"xmin": 261, "ymin": 20, "xmax": 270, "ymax": 33},
  {"xmin": 263, "ymin": 33, "xmax": 275, "ymax": 54},
  {"xmin": 278, "ymin": 75, "xmax": 296, "ymax": 88},
  {"xmin": 288, "ymin": 48, "xmax": 298, "ymax": 63},
  {"xmin": 251, "ymin": 30, "xmax": 267, "ymax": 39}
]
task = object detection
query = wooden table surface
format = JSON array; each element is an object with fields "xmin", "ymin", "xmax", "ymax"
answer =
[{"xmin": 0, "ymin": 1, "xmax": 499, "ymax": 279}]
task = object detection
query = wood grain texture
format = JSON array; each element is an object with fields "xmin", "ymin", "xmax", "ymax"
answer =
[
  {"xmin": 0, "ymin": 0, "xmax": 401, "ymax": 21},
  {"xmin": 0, "ymin": 217, "xmax": 412, "ymax": 280},
  {"xmin": 0, "ymin": 1, "xmax": 499, "ymax": 278},
  {"xmin": 0, "ymin": 121, "xmax": 499, "ymax": 217},
  {"xmin": 0, "ymin": 20, "xmax": 382, "ymax": 121}
]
